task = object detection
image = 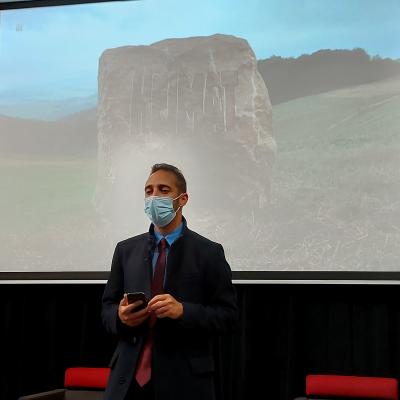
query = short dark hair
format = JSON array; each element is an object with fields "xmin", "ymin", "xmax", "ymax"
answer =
[{"xmin": 150, "ymin": 163, "xmax": 187, "ymax": 193}]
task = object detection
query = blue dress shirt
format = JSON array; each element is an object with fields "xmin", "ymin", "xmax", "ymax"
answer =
[{"xmin": 152, "ymin": 223, "xmax": 183, "ymax": 277}]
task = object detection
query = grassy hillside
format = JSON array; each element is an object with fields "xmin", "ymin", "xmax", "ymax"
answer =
[{"xmin": 261, "ymin": 76, "xmax": 400, "ymax": 270}]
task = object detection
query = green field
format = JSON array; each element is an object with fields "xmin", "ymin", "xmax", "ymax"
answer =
[
  {"xmin": 0, "ymin": 157, "xmax": 106, "ymax": 270},
  {"xmin": 0, "ymin": 158, "xmax": 97, "ymax": 232},
  {"xmin": 264, "ymin": 77, "xmax": 400, "ymax": 269}
]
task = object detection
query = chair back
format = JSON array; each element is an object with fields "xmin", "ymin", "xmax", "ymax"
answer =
[
  {"xmin": 306, "ymin": 374, "xmax": 398, "ymax": 400},
  {"xmin": 64, "ymin": 367, "xmax": 110, "ymax": 390}
]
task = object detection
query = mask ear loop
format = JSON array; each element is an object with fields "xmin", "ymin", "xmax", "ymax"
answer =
[
  {"xmin": 173, "ymin": 193, "xmax": 185, "ymax": 213},
  {"xmin": 172, "ymin": 193, "xmax": 184, "ymax": 201}
]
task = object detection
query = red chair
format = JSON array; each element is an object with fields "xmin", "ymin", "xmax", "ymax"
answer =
[
  {"xmin": 18, "ymin": 367, "xmax": 110, "ymax": 400},
  {"xmin": 296, "ymin": 374, "xmax": 398, "ymax": 400}
]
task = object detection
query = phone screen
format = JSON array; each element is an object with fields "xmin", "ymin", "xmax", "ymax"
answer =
[{"xmin": 126, "ymin": 292, "xmax": 148, "ymax": 311}]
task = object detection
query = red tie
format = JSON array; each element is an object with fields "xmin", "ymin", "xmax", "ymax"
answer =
[{"xmin": 135, "ymin": 238, "xmax": 168, "ymax": 387}]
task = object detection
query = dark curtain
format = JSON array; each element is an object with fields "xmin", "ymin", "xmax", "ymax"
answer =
[{"xmin": 2, "ymin": 283, "xmax": 400, "ymax": 400}]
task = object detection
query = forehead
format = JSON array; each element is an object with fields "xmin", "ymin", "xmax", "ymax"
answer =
[{"xmin": 145, "ymin": 169, "xmax": 178, "ymax": 188}]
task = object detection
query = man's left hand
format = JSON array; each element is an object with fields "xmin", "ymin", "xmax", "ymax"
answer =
[{"xmin": 148, "ymin": 294, "xmax": 184, "ymax": 319}]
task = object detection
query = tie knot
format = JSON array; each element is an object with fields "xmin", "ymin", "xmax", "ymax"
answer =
[{"xmin": 159, "ymin": 238, "xmax": 168, "ymax": 251}]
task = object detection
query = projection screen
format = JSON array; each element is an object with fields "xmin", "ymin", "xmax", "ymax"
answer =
[{"xmin": 1, "ymin": 0, "xmax": 399, "ymax": 276}]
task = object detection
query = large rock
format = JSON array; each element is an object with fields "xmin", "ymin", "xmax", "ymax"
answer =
[{"xmin": 94, "ymin": 34, "xmax": 275, "ymax": 266}]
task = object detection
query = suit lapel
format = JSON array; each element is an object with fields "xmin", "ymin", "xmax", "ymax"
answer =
[
  {"xmin": 125, "ymin": 234, "xmax": 152, "ymax": 300},
  {"xmin": 164, "ymin": 236, "xmax": 184, "ymax": 291}
]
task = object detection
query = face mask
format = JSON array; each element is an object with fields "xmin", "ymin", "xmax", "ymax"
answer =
[{"xmin": 144, "ymin": 194, "xmax": 183, "ymax": 227}]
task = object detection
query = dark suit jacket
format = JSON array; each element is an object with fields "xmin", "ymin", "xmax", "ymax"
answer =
[{"xmin": 101, "ymin": 218, "xmax": 238, "ymax": 400}]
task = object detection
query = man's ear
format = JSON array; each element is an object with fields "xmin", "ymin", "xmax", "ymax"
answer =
[{"xmin": 180, "ymin": 193, "xmax": 189, "ymax": 207}]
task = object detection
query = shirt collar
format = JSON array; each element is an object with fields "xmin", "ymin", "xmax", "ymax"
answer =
[{"xmin": 154, "ymin": 222, "xmax": 183, "ymax": 247}]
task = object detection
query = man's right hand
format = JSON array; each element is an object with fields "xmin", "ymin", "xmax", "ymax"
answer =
[{"xmin": 118, "ymin": 294, "xmax": 150, "ymax": 327}]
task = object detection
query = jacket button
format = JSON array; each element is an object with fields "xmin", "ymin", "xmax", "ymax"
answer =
[
  {"xmin": 132, "ymin": 336, "xmax": 137, "ymax": 344},
  {"xmin": 119, "ymin": 377, "xmax": 126, "ymax": 384}
]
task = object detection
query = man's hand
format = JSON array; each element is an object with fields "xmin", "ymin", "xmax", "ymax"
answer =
[
  {"xmin": 148, "ymin": 294, "xmax": 184, "ymax": 319},
  {"xmin": 118, "ymin": 294, "xmax": 150, "ymax": 327}
]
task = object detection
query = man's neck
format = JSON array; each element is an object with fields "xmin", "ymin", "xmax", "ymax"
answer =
[{"xmin": 155, "ymin": 213, "xmax": 183, "ymax": 236}]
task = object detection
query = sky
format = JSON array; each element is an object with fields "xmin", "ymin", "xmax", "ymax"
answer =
[{"xmin": 0, "ymin": 0, "xmax": 399, "ymax": 100}]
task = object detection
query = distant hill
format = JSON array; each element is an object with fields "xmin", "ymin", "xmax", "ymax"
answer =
[
  {"xmin": 0, "ymin": 108, "xmax": 97, "ymax": 157},
  {"xmin": 0, "ymin": 93, "xmax": 97, "ymax": 121},
  {"xmin": 258, "ymin": 48, "xmax": 400, "ymax": 105}
]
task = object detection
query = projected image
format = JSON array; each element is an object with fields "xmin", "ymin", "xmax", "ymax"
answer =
[{"xmin": 0, "ymin": 0, "xmax": 399, "ymax": 271}]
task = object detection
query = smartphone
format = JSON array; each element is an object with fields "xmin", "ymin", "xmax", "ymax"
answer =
[{"xmin": 126, "ymin": 292, "xmax": 148, "ymax": 312}]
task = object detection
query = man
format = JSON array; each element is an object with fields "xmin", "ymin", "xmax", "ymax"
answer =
[{"xmin": 102, "ymin": 163, "xmax": 238, "ymax": 400}]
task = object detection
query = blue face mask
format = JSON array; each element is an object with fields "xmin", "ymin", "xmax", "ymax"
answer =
[{"xmin": 144, "ymin": 194, "xmax": 183, "ymax": 227}]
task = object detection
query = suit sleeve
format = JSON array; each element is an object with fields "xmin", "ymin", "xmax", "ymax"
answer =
[
  {"xmin": 101, "ymin": 243, "xmax": 133, "ymax": 337},
  {"xmin": 179, "ymin": 243, "xmax": 238, "ymax": 333}
]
